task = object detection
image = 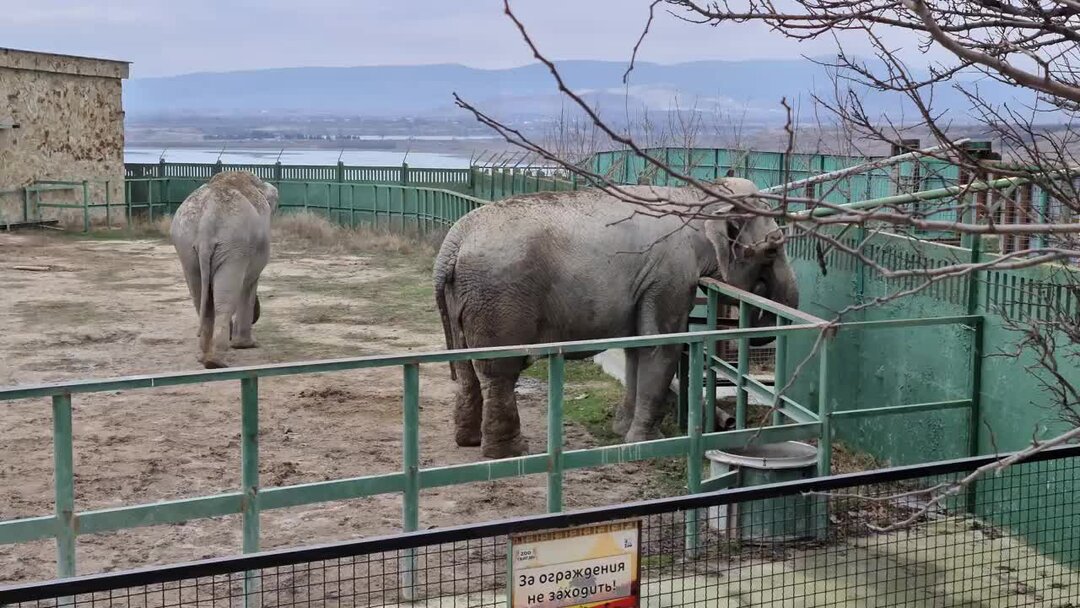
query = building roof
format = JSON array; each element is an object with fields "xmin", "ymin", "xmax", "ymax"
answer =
[{"xmin": 0, "ymin": 47, "xmax": 129, "ymax": 79}]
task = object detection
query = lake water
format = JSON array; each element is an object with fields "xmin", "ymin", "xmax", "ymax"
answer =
[{"xmin": 124, "ymin": 147, "xmax": 471, "ymax": 168}]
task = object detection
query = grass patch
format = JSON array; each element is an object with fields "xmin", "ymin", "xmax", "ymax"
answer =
[
  {"xmin": 523, "ymin": 357, "xmax": 696, "ymax": 497},
  {"xmin": 832, "ymin": 441, "xmax": 883, "ymax": 475},
  {"xmin": 524, "ymin": 359, "xmax": 624, "ymax": 443},
  {"xmin": 73, "ymin": 215, "xmax": 173, "ymax": 241},
  {"xmin": 254, "ymin": 319, "xmax": 347, "ymax": 362},
  {"xmin": 352, "ymin": 273, "xmax": 438, "ymax": 333},
  {"xmin": 273, "ymin": 211, "xmax": 439, "ymax": 267},
  {"xmin": 295, "ymin": 305, "xmax": 354, "ymax": 325}
]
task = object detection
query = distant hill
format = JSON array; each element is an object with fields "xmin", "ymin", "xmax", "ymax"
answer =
[{"xmin": 124, "ymin": 59, "xmax": 1037, "ymax": 126}]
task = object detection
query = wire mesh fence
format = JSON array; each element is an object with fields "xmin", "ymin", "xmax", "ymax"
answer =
[{"xmin": 3, "ymin": 445, "xmax": 1079, "ymax": 607}]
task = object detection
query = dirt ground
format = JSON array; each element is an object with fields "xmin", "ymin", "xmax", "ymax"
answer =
[{"xmin": 0, "ymin": 228, "xmax": 668, "ymax": 586}]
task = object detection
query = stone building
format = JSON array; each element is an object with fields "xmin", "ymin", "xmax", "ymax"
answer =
[{"xmin": 0, "ymin": 47, "xmax": 129, "ymax": 227}]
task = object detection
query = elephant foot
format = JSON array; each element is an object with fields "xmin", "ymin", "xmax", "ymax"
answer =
[
  {"xmin": 202, "ymin": 358, "xmax": 229, "ymax": 370},
  {"xmin": 231, "ymin": 339, "xmax": 258, "ymax": 349},
  {"xmin": 612, "ymin": 415, "xmax": 632, "ymax": 436},
  {"xmin": 455, "ymin": 428, "xmax": 482, "ymax": 447},
  {"xmin": 625, "ymin": 426, "xmax": 663, "ymax": 443},
  {"xmin": 481, "ymin": 435, "xmax": 529, "ymax": 459}
]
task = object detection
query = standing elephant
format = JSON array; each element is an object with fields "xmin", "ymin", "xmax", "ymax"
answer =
[
  {"xmin": 170, "ymin": 171, "xmax": 278, "ymax": 369},
  {"xmin": 433, "ymin": 178, "xmax": 799, "ymax": 459}
]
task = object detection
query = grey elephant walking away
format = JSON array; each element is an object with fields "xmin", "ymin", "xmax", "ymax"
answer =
[
  {"xmin": 433, "ymin": 179, "xmax": 799, "ymax": 459},
  {"xmin": 170, "ymin": 171, "xmax": 278, "ymax": 369}
]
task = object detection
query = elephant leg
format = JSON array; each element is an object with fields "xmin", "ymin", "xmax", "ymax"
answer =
[
  {"xmin": 475, "ymin": 357, "xmax": 529, "ymax": 459},
  {"xmin": 625, "ymin": 344, "xmax": 681, "ymax": 442},
  {"xmin": 613, "ymin": 349, "xmax": 638, "ymax": 436},
  {"xmin": 452, "ymin": 360, "xmax": 483, "ymax": 447},
  {"xmin": 230, "ymin": 279, "xmax": 259, "ymax": 349},
  {"xmin": 625, "ymin": 297, "xmax": 690, "ymax": 443},
  {"xmin": 203, "ymin": 261, "xmax": 244, "ymax": 369},
  {"xmin": 178, "ymin": 255, "xmax": 204, "ymax": 336},
  {"xmin": 197, "ymin": 304, "xmax": 215, "ymax": 366}
]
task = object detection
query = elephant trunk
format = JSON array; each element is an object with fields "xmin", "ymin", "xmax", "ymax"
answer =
[{"xmin": 747, "ymin": 258, "xmax": 799, "ymax": 347}]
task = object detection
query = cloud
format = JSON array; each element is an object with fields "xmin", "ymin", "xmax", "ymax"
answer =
[{"xmin": 0, "ymin": 0, "xmax": 941, "ymax": 77}]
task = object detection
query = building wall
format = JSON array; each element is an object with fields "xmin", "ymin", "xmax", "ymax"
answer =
[{"xmin": 0, "ymin": 48, "xmax": 129, "ymax": 226}]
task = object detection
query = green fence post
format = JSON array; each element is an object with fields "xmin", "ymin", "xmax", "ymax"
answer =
[
  {"xmin": 401, "ymin": 363, "xmax": 420, "ymax": 600},
  {"xmin": 677, "ymin": 350, "xmax": 689, "ymax": 432},
  {"xmin": 148, "ymin": 178, "xmax": 155, "ymax": 225},
  {"xmin": 124, "ymin": 181, "xmax": 132, "ymax": 230},
  {"xmin": 52, "ymin": 393, "xmax": 76, "ymax": 580},
  {"xmin": 547, "ymin": 353, "xmax": 565, "ymax": 513},
  {"xmin": 773, "ymin": 317, "xmax": 789, "ymax": 426},
  {"xmin": 965, "ymin": 232, "xmax": 985, "ymax": 514},
  {"xmin": 736, "ymin": 301, "xmax": 751, "ymax": 428},
  {"xmin": 240, "ymin": 377, "xmax": 260, "ymax": 604},
  {"xmin": 80, "ymin": 180, "xmax": 90, "ymax": 233},
  {"xmin": 104, "ymin": 180, "xmax": 111, "ymax": 230},
  {"xmin": 812, "ymin": 337, "xmax": 834, "ymax": 542},
  {"xmin": 684, "ymin": 340, "xmax": 704, "ymax": 557},
  {"xmin": 854, "ymin": 225, "xmax": 867, "ymax": 304},
  {"xmin": 704, "ymin": 290, "xmax": 718, "ymax": 432},
  {"xmin": 817, "ymin": 340, "xmax": 832, "ymax": 476}
]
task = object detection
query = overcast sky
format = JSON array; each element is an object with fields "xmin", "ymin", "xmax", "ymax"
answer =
[{"xmin": 1, "ymin": 0, "xmax": 936, "ymax": 78}]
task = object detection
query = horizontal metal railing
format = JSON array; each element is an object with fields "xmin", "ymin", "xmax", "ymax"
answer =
[
  {"xmin": 119, "ymin": 177, "xmax": 488, "ymax": 232},
  {"xmin": 0, "ymin": 281, "xmax": 982, "ymax": 583}
]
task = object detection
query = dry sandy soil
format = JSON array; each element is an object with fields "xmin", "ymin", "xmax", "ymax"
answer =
[{"xmin": 0, "ymin": 228, "xmax": 669, "ymax": 586}]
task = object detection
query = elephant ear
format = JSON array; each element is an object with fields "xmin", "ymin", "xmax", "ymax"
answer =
[{"xmin": 705, "ymin": 210, "xmax": 750, "ymax": 282}]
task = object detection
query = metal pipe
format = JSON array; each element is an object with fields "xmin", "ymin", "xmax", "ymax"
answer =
[
  {"xmin": 816, "ymin": 341, "xmax": 832, "ymax": 542},
  {"xmin": 240, "ymin": 378, "xmax": 260, "ymax": 606},
  {"xmin": 817, "ymin": 344, "xmax": 832, "ymax": 477},
  {"xmin": 704, "ymin": 290, "xmax": 718, "ymax": 434},
  {"xmin": 792, "ymin": 166, "xmax": 1080, "ymax": 219},
  {"xmin": 52, "ymin": 394, "xmax": 75, "ymax": 580},
  {"xmin": 773, "ymin": 317, "xmax": 789, "ymax": 427},
  {"xmin": 684, "ymin": 341, "xmax": 704, "ymax": 557},
  {"xmin": 763, "ymin": 139, "xmax": 971, "ymax": 195},
  {"xmin": 735, "ymin": 302, "xmax": 751, "ymax": 429},
  {"xmin": 81, "ymin": 181, "xmax": 90, "ymax": 233},
  {"xmin": 547, "ymin": 354, "xmax": 565, "ymax": 513},
  {"xmin": 400, "ymin": 363, "xmax": 420, "ymax": 601}
]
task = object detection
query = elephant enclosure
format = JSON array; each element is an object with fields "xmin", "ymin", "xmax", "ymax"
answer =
[{"xmin": 0, "ymin": 229, "xmax": 666, "ymax": 586}]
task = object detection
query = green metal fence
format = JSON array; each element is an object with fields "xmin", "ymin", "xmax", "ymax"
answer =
[
  {"xmin": 22, "ymin": 180, "xmax": 123, "ymax": 232},
  {"xmin": 588, "ymin": 146, "xmax": 963, "ymax": 206},
  {"xmin": 118, "ymin": 177, "xmax": 486, "ymax": 233},
  {"xmin": 0, "ymin": 280, "xmax": 975, "ymax": 580},
  {"xmin": 126, "ymin": 161, "xmax": 472, "ymax": 191},
  {"xmin": 471, "ymin": 166, "xmax": 579, "ymax": 200}
]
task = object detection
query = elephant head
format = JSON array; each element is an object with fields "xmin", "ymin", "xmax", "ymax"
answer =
[{"xmin": 703, "ymin": 181, "xmax": 799, "ymax": 346}]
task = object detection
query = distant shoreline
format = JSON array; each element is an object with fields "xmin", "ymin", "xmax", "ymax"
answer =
[{"xmin": 124, "ymin": 137, "xmax": 518, "ymax": 159}]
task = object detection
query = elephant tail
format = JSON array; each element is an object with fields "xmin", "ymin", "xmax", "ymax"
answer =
[
  {"xmin": 197, "ymin": 243, "xmax": 214, "ymax": 322},
  {"xmin": 433, "ymin": 255, "xmax": 459, "ymax": 381}
]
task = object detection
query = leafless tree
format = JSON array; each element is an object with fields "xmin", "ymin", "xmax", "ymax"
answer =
[{"xmin": 453, "ymin": 0, "xmax": 1080, "ymax": 529}]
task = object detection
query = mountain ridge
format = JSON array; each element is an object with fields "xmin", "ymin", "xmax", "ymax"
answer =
[{"xmin": 124, "ymin": 59, "xmax": 1036, "ymax": 126}]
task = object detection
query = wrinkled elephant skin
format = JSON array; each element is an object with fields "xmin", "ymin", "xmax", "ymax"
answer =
[
  {"xmin": 433, "ymin": 180, "xmax": 799, "ymax": 459},
  {"xmin": 170, "ymin": 171, "xmax": 278, "ymax": 369}
]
